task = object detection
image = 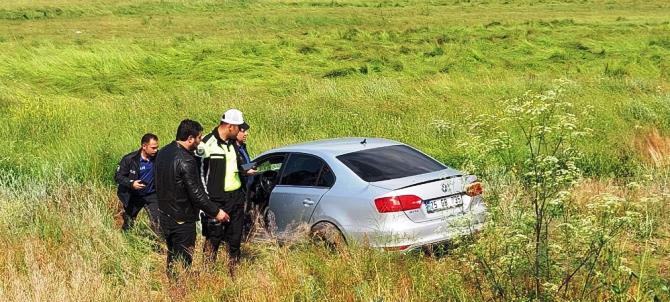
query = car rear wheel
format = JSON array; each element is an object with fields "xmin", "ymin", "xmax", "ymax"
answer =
[{"xmin": 311, "ymin": 222, "xmax": 346, "ymax": 250}]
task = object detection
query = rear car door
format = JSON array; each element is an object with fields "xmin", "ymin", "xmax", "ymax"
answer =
[{"xmin": 269, "ymin": 153, "xmax": 335, "ymax": 233}]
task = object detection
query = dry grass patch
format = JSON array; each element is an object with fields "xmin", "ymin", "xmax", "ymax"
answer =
[{"xmin": 636, "ymin": 128, "xmax": 670, "ymax": 167}]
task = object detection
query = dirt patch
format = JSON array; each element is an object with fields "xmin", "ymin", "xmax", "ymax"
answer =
[{"xmin": 106, "ymin": 194, "xmax": 124, "ymax": 229}]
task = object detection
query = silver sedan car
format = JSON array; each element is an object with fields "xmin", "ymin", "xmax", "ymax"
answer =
[{"xmin": 246, "ymin": 138, "xmax": 486, "ymax": 251}]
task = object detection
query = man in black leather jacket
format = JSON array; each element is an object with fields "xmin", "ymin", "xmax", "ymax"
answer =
[{"xmin": 155, "ymin": 119, "xmax": 229, "ymax": 278}]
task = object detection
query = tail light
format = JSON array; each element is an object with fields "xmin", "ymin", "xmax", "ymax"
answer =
[
  {"xmin": 383, "ymin": 245, "xmax": 411, "ymax": 251},
  {"xmin": 465, "ymin": 182, "xmax": 483, "ymax": 197},
  {"xmin": 374, "ymin": 195, "xmax": 422, "ymax": 213}
]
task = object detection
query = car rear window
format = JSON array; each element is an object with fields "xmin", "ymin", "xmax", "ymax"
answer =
[{"xmin": 336, "ymin": 145, "xmax": 446, "ymax": 182}]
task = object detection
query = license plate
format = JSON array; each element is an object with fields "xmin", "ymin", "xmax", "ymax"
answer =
[{"xmin": 425, "ymin": 195, "xmax": 463, "ymax": 213}]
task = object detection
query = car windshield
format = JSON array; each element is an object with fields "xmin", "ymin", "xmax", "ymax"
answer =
[{"xmin": 336, "ymin": 145, "xmax": 446, "ymax": 182}]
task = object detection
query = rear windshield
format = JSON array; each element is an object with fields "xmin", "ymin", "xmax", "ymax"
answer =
[{"xmin": 336, "ymin": 145, "xmax": 446, "ymax": 182}]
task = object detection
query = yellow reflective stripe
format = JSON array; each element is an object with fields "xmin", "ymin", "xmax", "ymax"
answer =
[{"xmin": 223, "ymin": 144, "xmax": 241, "ymax": 192}]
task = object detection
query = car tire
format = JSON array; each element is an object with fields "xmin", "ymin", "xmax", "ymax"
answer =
[{"xmin": 311, "ymin": 222, "xmax": 346, "ymax": 250}]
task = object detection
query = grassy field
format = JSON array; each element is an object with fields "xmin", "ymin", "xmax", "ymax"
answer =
[{"xmin": 0, "ymin": 0, "xmax": 669, "ymax": 301}]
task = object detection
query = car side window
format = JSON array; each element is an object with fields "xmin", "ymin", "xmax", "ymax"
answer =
[
  {"xmin": 316, "ymin": 165, "xmax": 335, "ymax": 187},
  {"xmin": 280, "ymin": 154, "xmax": 327, "ymax": 187},
  {"xmin": 256, "ymin": 155, "xmax": 285, "ymax": 174}
]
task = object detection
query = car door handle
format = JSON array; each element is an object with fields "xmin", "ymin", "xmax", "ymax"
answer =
[{"xmin": 302, "ymin": 199, "xmax": 315, "ymax": 206}]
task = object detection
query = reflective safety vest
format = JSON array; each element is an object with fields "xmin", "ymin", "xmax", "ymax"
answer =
[
  {"xmin": 222, "ymin": 143, "xmax": 242, "ymax": 192},
  {"xmin": 196, "ymin": 130, "xmax": 242, "ymax": 196}
]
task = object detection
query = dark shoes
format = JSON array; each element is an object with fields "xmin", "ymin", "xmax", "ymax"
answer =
[
  {"xmin": 121, "ymin": 215, "xmax": 134, "ymax": 231},
  {"xmin": 228, "ymin": 259, "xmax": 239, "ymax": 279}
]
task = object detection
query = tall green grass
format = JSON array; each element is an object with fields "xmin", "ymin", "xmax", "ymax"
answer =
[
  {"xmin": 1, "ymin": 0, "xmax": 669, "ymax": 180},
  {"xmin": 1, "ymin": 160, "xmax": 667, "ymax": 300}
]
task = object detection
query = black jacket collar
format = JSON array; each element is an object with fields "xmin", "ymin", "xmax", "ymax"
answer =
[
  {"xmin": 128, "ymin": 150, "xmax": 142, "ymax": 162},
  {"xmin": 133, "ymin": 149, "xmax": 155, "ymax": 162},
  {"xmin": 175, "ymin": 141, "xmax": 190, "ymax": 152}
]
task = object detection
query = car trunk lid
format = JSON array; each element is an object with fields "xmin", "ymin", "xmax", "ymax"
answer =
[{"xmin": 370, "ymin": 168, "xmax": 468, "ymax": 223}]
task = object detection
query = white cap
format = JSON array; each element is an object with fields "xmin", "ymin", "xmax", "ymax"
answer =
[{"xmin": 221, "ymin": 109, "xmax": 244, "ymax": 125}]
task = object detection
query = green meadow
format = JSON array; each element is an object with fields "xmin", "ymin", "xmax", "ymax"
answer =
[{"xmin": 0, "ymin": 0, "xmax": 668, "ymax": 301}]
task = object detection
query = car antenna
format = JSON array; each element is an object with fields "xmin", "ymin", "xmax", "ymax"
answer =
[{"xmin": 361, "ymin": 138, "xmax": 367, "ymax": 145}]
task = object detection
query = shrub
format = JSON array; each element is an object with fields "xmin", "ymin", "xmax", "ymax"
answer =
[{"xmin": 454, "ymin": 80, "xmax": 648, "ymax": 300}]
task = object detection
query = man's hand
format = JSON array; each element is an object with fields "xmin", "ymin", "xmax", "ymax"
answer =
[
  {"xmin": 215, "ymin": 209, "xmax": 230, "ymax": 223},
  {"xmin": 131, "ymin": 180, "xmax": 146, "ymax": 190},
  {"xmin": 245, "ymin": 168, "xmax": 257, "ymax": 176}
]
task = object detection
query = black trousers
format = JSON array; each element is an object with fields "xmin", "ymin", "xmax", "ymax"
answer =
[
  {"xmin": 201, "ymin": 189, "xmax": 245, "ymax": 263},
  {"xmin": 123, "ymin": 193, "xmax": 160, "ymax": 234},
  {"xmin": 161, "ymin": 213, "xmax": 196, "ymax": 278}
]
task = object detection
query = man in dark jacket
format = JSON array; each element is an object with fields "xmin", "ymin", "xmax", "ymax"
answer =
[
  {"xmin": 155, "ymin": 119, "xmax": 229, "ymax": 278},
  {"xmin": 114, "ymin": 133, "xmax": 160, "ymax": 233},
  {"xmin": 236, "ymin": 122, "xmax": 258, "ymax": 243},
  {"xmin": 236, "ymin": 122, "xmax": 253, "ymax": 190}
]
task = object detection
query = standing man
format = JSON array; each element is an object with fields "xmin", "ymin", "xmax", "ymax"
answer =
[
  {"xmin": 236, "ymin": 122, "xmax": 253, "ymax": 191},
  {"xmin": 197, "ymin": 109, "xmax": 255, "ymax": 276},
  {"xmin": 114, "ymin": 133, "xmax": 161, "ymax": 234},
  {"xmin": 155, "ymin": 119, "xmax": 229, "ymax": 278},
  {"xmin": 235, "ymin": 123, "xmax": 258, "ymax": 242}
]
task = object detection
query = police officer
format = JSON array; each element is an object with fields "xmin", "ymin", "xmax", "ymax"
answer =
[
  {"xmin": 114, "ymin": 133, "xmax": 160, "ymax": 234},
  {"xmin": 197, "ymin": 109, "xmax": 255, "ymax": 276},
  {"xmin": 155, "ymin": 119, "xmax": 229, "ymax": 278}
]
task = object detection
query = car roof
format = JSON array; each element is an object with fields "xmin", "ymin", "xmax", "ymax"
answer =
[{"xmin": 262, "ymin": 137, "xmax": 403, "ymax": 158}]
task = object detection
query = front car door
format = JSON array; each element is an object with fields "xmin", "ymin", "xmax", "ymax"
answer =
[
  {"xmin": 269, "ymin": 153, "xmax": 335, "ymax": 235},
  {"xmin": 249, "ymin": 153, "xmax": 288, "ymax": 206}
]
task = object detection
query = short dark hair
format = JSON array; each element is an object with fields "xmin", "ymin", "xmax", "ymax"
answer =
[
  {"xmin": 141, "ymin": 133, "xmax": 158, "ymax": 145},
  {"xmin": 176, "ymin": 119, "xmax": 203, "ymax": 141}
]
